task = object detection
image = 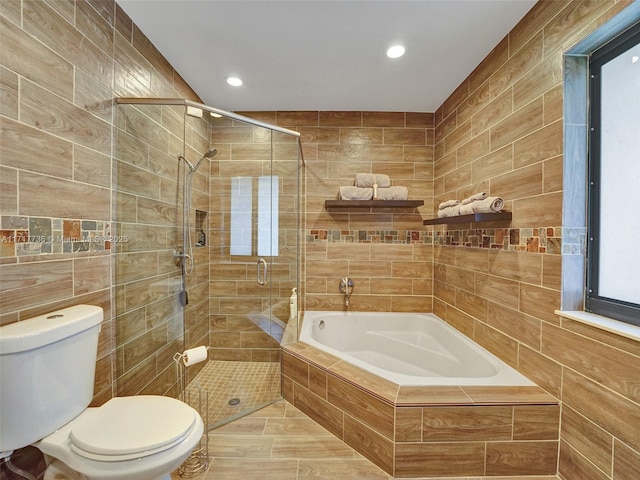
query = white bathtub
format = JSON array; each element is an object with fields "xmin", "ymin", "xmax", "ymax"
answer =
[{"xmin": 299, "ymin": 311, "xmax": 534, "ymax": 387}]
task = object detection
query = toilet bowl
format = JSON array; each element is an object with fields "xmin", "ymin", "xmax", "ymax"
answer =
[
  {"xmin": 36, "ymin": 396, "xmax": 204, "ymax": 480},
  {"xmin": 0, "ymin": 305, "xmax": 204, "ymax": 480}
]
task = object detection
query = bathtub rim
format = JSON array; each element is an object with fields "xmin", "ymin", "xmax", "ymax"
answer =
[
  {"xmin": 298, "ymin": 310, "xmax": 535, "ymax": 388},
  {"xmin": 282, "ymin": 339, "xmax": 559, "ymax": 408}
]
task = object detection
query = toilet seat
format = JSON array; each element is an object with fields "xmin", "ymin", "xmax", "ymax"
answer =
[{"xmin": 68, "ymin": 396, "xmax": 197, "ymax": 462}]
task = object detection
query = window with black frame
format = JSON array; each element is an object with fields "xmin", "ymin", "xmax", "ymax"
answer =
[{"xmin": 587, "ymin": 22, "xmax": 640, "ymax": 326}]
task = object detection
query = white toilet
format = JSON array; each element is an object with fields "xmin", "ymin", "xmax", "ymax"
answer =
[{"xmin": 0, "ymin": 305, "xmax": 204, "ymax": 480}]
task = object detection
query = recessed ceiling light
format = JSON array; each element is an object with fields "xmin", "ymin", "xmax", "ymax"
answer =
[
  {"xmin": 226, "ymin": 75, "xmax": 243, "ymax": 87},
  {"xmin": 386, "ymin": 45, "xmax": 405, "ymax": 59},
  {"xmin": 210, "ymin": 112, "xmax": 223, "ymax": 118}
]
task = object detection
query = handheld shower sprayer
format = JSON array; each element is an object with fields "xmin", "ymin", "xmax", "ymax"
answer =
[{"xmin": 175, "ymin": 147, "xmax": 218, "ymax": 306}]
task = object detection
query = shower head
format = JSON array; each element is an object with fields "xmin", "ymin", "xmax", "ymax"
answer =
[
  {"xmin": 179, "ymin": 148, "xmax": 217, "ymax": 173},
  {"xmin": 203, "ymin": 147, "xmax": 218, "ymax": 158},
  {"xmin": 191, "ymin": 147, "xmax": 217, "ymax": 172}
]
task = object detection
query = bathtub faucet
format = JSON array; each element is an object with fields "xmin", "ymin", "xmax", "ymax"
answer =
[{"xmin": 339, "ymin": 277, "xmax": 354, "ymax": 308}]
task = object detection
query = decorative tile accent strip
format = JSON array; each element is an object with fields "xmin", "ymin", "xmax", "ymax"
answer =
[
  {"xmin": 1, "ymin": 216, "xmax": 112, "ymax": 257},
  {"xmin": 432, "ymin": 227, "xmax": 563, "ymax": 254},
  {"xmin": 307, "ymin": 226, "xmax": 582, "ymax": 256},
  {"xmin": 307, "ymin": 229, "xmax": 433, "ymax": 244}
]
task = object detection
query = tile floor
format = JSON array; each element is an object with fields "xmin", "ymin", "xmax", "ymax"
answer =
[
  {"xmin": 173, "ymin": 399, "xmax": 561, "ymax": 480},
  {"xmin": 185, "ymin": 360, "xmax": 281, "ymax": 426}
]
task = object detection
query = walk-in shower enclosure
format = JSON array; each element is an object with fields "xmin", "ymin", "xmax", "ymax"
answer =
[{"xmin": 114, "ymin": 98, "xmax": 301, "ymax": 428}]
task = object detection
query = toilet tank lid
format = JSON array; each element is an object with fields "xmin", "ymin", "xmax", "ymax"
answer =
[{"xmin": 0, "ymin": 305, "xmax": 103, "ymax": 354}]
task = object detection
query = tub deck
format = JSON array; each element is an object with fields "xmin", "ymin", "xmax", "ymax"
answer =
[{"xmin": 282, "ymin": 341, "xmax": 560, "ymax": 478}]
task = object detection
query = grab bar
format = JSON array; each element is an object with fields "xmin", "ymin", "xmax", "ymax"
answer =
[{"xmin": 257, "ymin": 258, "xmax": 267, "ymax": 286}]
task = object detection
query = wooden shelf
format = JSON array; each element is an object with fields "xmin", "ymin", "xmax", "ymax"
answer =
[
  {"xmin": 325, "ymin": 200, "xmax": 424, "ymax": 209},
  {"xmin": 422, "ymin": 212, "xmax": 512, "ymax": 226}
]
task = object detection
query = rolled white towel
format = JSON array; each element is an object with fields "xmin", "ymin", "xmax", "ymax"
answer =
[
  {"xmin": 461, "ymin": 192, "xmax": 488, "ymax": 205},
  {"xmin": 471, "ymin": 196, "xmax": 504, "ymax": 213},
  {"xmin": 355, "ymin": 173, "xmax": 391, "ymax": 188},
  {"xmin": 437, "ymin": 204, "xmax": 461, "ymax": 217},
  {"xmin": 339, "ymin": 186, "xmax": 373, "ymax": 200},
  {"xmin": 375, "ymin": 186, "xmax": 409, "ymax": 201},
  {"xmin": 438, "ymin": 199, "xmax": 460, "ymax": 210},
  {"xmin": 459, "ymin": 203, "xmax": 475, "ymax": 215}
]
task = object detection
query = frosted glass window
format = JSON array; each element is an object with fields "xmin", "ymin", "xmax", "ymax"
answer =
[
  {"xmin": 258, "ymin": 176, "xmax": 278, "ymax": 257},
  {"xmin": 230, "ymin": 177, "xmax": 252, "ymax": 256},
  {"xmin": 587, "ymin": 23, "xmax": 640, "ymax": 325},
  {"xmin": 597, "ymin": 42, "xmax": 640, "ymax": 304}
]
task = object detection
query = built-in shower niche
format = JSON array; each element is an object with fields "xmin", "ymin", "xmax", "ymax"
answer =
[{"xmin": 195, "ymin": 210, "xmax": 206, "ymax": 247}]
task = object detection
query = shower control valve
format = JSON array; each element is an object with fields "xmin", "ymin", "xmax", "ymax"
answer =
[{"xmin": 173, "ymin": 246, "xmax": 192, "ymax": 268}]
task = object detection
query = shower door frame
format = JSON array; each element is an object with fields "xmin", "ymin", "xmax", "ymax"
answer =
[{"xmin": 117, "ymin": 98, "xmax": 300, "ymax": 138}]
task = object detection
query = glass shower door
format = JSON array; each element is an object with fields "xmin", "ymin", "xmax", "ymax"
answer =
[
  {"xmin": 206, "ymin": 117, "xmax": 299, "ymax": 427},
  {"xmin": 115, "ymin": 98, "xmax": 300, "ymax": 432},
  {"xmin": 114, "ymin": 101, "xmax": 189, "ymax": 399}
]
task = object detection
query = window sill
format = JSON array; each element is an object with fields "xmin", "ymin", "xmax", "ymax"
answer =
[{"xmin": 555, "ymin": 310, "xmax": 640, "ymax": 342}]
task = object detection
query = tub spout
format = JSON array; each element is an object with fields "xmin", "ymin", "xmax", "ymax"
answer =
[{"xmin": 339, "ymin": 277, "xmax": 354, "ymax": 309}]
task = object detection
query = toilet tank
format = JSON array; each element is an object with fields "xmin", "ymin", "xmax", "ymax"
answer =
[{"xmin": 0, "ymin": 305, "xmax": 103, "ymax": 454}]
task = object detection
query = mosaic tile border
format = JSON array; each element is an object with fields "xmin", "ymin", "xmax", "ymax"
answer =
[
  {"xmin": 433, "ymin": 227, "xmax": 563, "ymax": 253},
  {"xmin": 307, "ymin": 227, "xmax": 587, "ymax": 256},
  {"xmin": 1, "ymin": 216, "xmax": 112, "ymax": 258},
  {"xmin": 307, "ymin": 229, "xmax": 432, "ymax": 244}
]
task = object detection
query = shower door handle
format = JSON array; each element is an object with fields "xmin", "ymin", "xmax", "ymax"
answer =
[{"xmin": 257, "ymin": 258, "xmax": 268, "ymax": 286}]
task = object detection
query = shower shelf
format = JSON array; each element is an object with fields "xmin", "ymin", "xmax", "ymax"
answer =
[
  {"xmin": 324, "ymin": 200, "xmax": 424, "ymax": 209},
  {"xmin": 422, "ymin": 212, "xmax": 512, "ymax": 225}
]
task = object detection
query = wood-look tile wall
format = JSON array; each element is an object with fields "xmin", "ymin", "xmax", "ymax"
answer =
[
  {"xmin": 266, "ymin": 110, "xmax": 435, "ymax": 313},
  {"xmin": 432, "ymin": 2, "xmax": 640, "ymax": 480},
  {"xmin": 0, "ymin": 0, "xmax": 202, "ymax": 405}
]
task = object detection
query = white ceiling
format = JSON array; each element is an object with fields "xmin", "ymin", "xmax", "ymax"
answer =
[{"xmin": 118, "ymin": 0, "xmax": 537, "ymax": 112}]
